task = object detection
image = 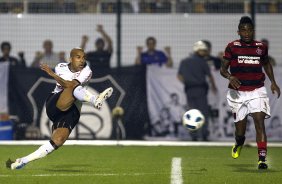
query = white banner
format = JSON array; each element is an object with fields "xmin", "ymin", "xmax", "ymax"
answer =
[
  {"xmin": 147, "ymin": 65, "xmax": 282, "ymax": 141},
  {"xmin": 0, "ymin": 63, "xmax": 9, "ymax": 114}
]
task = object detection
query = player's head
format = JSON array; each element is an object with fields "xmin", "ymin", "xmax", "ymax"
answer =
[
  {"xmin": 95, "ymin": 38, "xmax": 105, "ymax": 51},
  {"xmin": 193, "ymin": 40, "xmax": 208, "ymax": 57},
  {"xmin": 1, "ymin": 41, "xmax": 11, "ymax": 56},
  {"xmin": 69, "ymin": 47, "xmax": 86, "ymax": 72},
  {"xmin": 146, "ymin": 36, "xmax": 156, "ymax": 51},
  {"xmin": 43, "ymin": 40, "xmax": 53, "ymax": 53},
  {"xmin": 237, "ymin": 16, "xmax": 254, "ymax": 43}
]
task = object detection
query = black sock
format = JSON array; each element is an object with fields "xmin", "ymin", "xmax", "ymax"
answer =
[{"xmin": 50, "ymin": 140, "xmax": 59, "ymax": 150}]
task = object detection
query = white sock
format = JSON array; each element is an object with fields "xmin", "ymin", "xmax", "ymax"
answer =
[
  {"xmin": 21, "ymin": 141, "xmax": 55, "ymax": 164},
  {"xmin": 73, "ymin": 86, "xmax": 96, "ymax": 103}
]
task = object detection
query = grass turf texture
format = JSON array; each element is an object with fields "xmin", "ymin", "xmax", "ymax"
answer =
[{"xmin": 0, "ymin": 145, "xmax": 281, "ymax": 184}]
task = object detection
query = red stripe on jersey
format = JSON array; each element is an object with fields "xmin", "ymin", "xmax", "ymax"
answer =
[{"xmin": 224, "ymin": 39, "xmax": 268, "ymax": 91}]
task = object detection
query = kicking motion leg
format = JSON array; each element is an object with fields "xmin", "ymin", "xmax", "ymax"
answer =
[
  {"xmin": 252, "ymin": 112, "xmax": 268, "ymax": 169},
  {"xmin": 7, "ymin": 128, "xmax": 69, "ymax": 170},
  {"xmin": 232, "ymin": 118, "xmax": 247, "ymax": 159}
]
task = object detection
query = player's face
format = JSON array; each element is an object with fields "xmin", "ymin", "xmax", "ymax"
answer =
[
  {"xmin": 70, "ymin": 50, "xmax": 86, "ymax": 72},
  {"xmin": 238, "ymin": 24, "xmax": 254, "ymax": 43}
]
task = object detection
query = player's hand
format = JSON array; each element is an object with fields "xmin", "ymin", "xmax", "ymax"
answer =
[
  {"xmin": 40, "ymin": 63, "xmax": 54, "ymax": 76},
  {"xmin": 96, "ymin": 25, "xmax": 104, "ymax": 33},
  {"xmin": 82, "ymin": 35, "xmax": 89, "ymax": 43},
  {"xmin": 271, "ymin": 82, "xmax": 280, "ymax": 98},
  {"xmin": 229, "ymin": 76, "xmax": 241, "ymax": 89},
  {"xmin": 137, "ymin": 46, "xmax": 143, "ymax": 53}
]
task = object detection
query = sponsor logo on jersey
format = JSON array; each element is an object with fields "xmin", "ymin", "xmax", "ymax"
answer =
[
  {"xmin": 238, "ymin": 56, "xmax": 260, "ymax": 64},
  {"xmin": 234, "ymin": 42, "xmax": 241, "ymax": 46}
]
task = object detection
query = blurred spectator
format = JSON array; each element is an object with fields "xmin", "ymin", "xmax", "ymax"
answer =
[
  {"xmin": 76, "ymin": 0, "xmax": 99, "ymax": 13},
  {"xmin": 59, "ymin": 51, "xmax": 67, "ymax": 63},
  {"xmin": 178, "ymin": 41, "xmax": 217, "ymax": 141},
  {"xmin": 31, "ymin": 40, "xmax": 60, "ymax": 68},
  {"xmin": 202, "ymin": 40, "xmax": 221, "ymax": 70},
  {"xmin": 261, "ymin": 38, "xmax": 276, "ymax": 66},
  {"xmin": 176, "ymin": 0, "xmax": 193, "ymax": 13},
  {"xmin": 0, "ymin": 41, "xmax": 26, "ymax": 67},
  {"xmin": 135, "ymin": 37, "xmax": 173, "ymax": 67},
  {"xmin": 80, "ymin": 25, "xmax": 113, "ymax": 70},
  {"xmin": 52, "ymin": 0, "xmax": 76, "ymax": 13}
]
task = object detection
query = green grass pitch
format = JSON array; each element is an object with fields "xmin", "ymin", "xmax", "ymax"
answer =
[{"xmin": 0, "ymin": 145, "xmax": 281, "ymax": 184}]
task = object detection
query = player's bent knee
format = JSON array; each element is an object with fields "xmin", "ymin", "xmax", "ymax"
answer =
[{"xmin": 52, "ymin": 137, "xmax": 66, "ymax": 147}]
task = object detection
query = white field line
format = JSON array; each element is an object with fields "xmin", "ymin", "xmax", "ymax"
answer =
[
  {"xmin": 0, "ymin": 172, "xmax": 165, "ymax": 177},
  {"xmin": 1, "ymin": 140, "xmax": 282, "ymax": 147},
  {"xmin": 171, "ymin": 157, "xmax": 183, "ymax": 184}
]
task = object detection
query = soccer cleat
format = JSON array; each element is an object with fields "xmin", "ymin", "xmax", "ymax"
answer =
[
  {"xmin": 6, "ymin": 158, "xmax": 26, "ymax": 170},
  {"xmin": 231, "ymin": 145, "xmax": 242, "ymax": 159},
  {"xmin": 258, "ymin": 160, "xmax": 268, "ymax": 170},
  {"xmin": 94, "ymin": 87, "xmax": 113, "ymax": 109}
]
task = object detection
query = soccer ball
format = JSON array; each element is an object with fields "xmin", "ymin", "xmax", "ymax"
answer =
[{"xmin": 182, "ymin": 109, "xmax": 205, "ymax": 131}]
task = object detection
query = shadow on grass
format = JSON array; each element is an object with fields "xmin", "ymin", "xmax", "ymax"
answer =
[
  {"xmin": 41, "ymin": 164, "xmax": 92, "ymax": 173},
  {"xmin": 226, "ymin": 164, "xmax": 280, "ymax": 173},
  {"xmin": 185, "ymin": 168, "xmax": 208, "ymax": 175}
]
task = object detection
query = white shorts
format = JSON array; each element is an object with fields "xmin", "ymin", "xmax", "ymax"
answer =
[{"xmin": 227, "ymin": 86, "xmax": 271, "ymax": 122}]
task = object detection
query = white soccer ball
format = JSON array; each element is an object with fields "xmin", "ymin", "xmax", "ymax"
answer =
[{"xmin": 182, "ymin": 109, "xmax": 205, "ymax": 131}]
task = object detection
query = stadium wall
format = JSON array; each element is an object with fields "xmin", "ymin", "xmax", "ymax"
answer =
[{"xmin": 0, "ymin": 14, "xmax": 281, "ymax": 67}]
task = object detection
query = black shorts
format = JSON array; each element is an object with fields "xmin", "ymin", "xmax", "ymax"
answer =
[{"xmin": 46, "ymin": 91, "xmax": 80, "ymax": 132}]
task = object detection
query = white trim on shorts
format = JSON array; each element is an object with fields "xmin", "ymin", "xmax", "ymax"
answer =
[{"xmin": 226, "ymin": 86, "xmax": 271, "ymax": 122}]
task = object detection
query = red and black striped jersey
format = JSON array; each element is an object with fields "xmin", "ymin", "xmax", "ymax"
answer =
[{"xmin": 223, "ymin": 39, "xmax": 268, "ymax": 91}]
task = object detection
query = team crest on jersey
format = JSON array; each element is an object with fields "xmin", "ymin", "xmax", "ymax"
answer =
[
  {"xmin": 234, "ymin": 42, "xmax": 241, "ymax": 46},
  {"xmin": 256, "ymin": 48, "xmax": 262, "ymax": 55}
]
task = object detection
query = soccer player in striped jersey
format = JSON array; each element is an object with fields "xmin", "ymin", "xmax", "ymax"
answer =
[
  {"xmin": 220, "ymin": 16, "xmax": 280, "ymax": 169},
  {"xmin": 6, "ymin": 47, "xmax": 113, "ymax": 170}
]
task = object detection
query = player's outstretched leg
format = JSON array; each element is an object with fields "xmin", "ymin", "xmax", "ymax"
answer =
[
  {"xmin": 94, "ymin": 87, "xmax": 113, "ymax": 109},
  {"xmin": 73, "ymin": 86, "xmax": 113, "ymax": 109},
  {"xmin": 6, "ymin": 140, "xmax": 58, "ymax": 170}
]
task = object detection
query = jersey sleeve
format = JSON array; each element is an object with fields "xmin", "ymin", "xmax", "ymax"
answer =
[
  {"xmin": 223, "ymin": 43, "xmax": 232, "ymax": 61},
  {"xmin": 75, "ymin": 65, "xmax": 92, "ymax": 85}
]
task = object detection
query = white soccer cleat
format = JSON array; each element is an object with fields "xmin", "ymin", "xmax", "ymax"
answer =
[
  {"xmin": 94, "ymin": 87, "xmax": 113, "ymax": 109},
  {"xmin": 6, "ymin": 158, "xmax": 26, "ymax": 170}
]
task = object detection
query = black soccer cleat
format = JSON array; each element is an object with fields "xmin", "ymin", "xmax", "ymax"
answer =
[{"xmin": 258, "ymin": 160, "xmax": 268, "ymax": 170}]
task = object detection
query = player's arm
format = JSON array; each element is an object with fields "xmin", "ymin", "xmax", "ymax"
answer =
[
  {"xmin": 262, "ymin": 60, "xmax": 280, "ymax": 98},
  {"xmin": 220, "ymin": 58, "xmax": 241, "ymax": 89},
  {"xmin": 40, "ymin": 64, "xmax": 79, "ymax": 88}
]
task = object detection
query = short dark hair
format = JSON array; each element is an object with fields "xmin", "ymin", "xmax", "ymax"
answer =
[
  {"xmin": 146, "ymin": 36, "xmax": 156, "ymax": 45},
  {"xmin": 238, "ymin": 16, "xmax": 254, "ymax": 29},
  {"xmin": 1, "ymin": 41, "xmax": 11, "ymax": 51},
  {"xmin": 202, "ymin": 40, "xmax": 211, "ymax": 49}
]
